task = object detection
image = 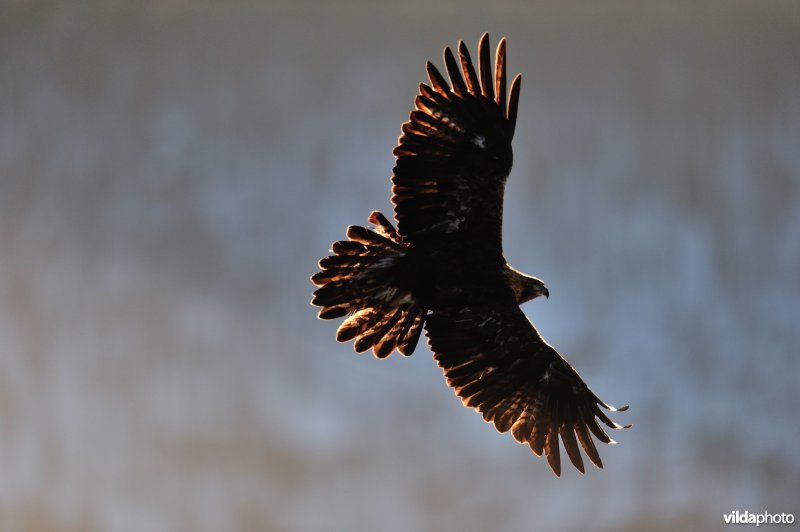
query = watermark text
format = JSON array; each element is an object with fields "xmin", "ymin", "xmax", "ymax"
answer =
[{"xmin": 724, "ymin": 510, "xmax": 794, "ymax": 527}]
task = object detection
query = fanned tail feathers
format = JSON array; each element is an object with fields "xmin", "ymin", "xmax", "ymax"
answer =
[{"xmin": 311, "ymin": 211, "xmax": 425, "ymax": 358}]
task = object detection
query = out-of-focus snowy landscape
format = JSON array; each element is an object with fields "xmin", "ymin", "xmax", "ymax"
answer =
[{"xmin": 1, "ymin": 2, "xmax": 798, "ymax": 531}]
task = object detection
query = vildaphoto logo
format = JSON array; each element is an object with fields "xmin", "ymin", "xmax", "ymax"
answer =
[{"xmin": 723, "ymin": 510, "xmax": 795, "ymax": 526}]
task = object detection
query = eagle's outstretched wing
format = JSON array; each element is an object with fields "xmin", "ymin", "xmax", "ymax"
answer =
[
  {"xmin": 392, "ymin": 34, "xmax": 521, "ymax": 259},
  {"xmin": 426, "ymin": 303, "xmax": 630, "ymax": 476}
]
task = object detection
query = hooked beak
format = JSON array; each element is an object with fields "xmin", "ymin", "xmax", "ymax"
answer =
[{"xmin": 542, "ymin": 286, "xmax": 549, "ymax": 299}]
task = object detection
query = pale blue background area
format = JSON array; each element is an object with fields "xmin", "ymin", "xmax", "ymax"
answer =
[{"xmin": 1, "ymin": 2, "xmax": 798, "ymax": 531}]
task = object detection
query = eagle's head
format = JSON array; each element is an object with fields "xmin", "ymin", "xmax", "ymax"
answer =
[{"xmin": 504, "ymin": 264, "xmax": 549, "ymax": 304}]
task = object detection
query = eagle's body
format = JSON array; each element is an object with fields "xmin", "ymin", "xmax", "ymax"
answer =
[{"xmin": 311, "ymin": 34, "xmax": 628, "ymax": 476}]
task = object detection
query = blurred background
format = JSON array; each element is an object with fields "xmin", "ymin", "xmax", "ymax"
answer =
[{"xmin": 1, "ymin": 1, "xmax": 799, "ymax": 531}]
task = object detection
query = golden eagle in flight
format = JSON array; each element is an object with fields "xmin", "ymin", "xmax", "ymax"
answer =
[{"xmin": 311, "ymin": 34, "xmax": 629, "ymax": 476}]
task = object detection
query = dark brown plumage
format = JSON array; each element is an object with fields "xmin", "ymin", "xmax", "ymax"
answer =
[{"xmin": 311, "ymin": 34, "xmax": 629, "ymax": 475}]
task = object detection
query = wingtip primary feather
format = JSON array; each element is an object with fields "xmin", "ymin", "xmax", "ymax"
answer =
[
  {"xmin": 443, "ymin": 47, "xmax": 467, "ymax": 98},
  {"xmin": 507, "ymin": 73, "xmax": 522, "ymax": 135},
  {"xmin": 560, "ymin": 425, "xmax": 585, "ymax": 474},
  {"xmin": 575, "ymin": 416, "xmax": 604, "ymax": 469},
  {"xmin": 545, "ymin": 428, "xmax": 562, "ymax": 477},
  {"xmin": 425, "ymin": 61, "xmax": 451, "ymax": 98},
  {"xmin": 495, "ymin": 37, "xmax": 507, "ymax": 109},
  {"xmin": 457, "ymin": 40, "xmax": 480, "ymax": 95},
  {"xmin": 478, "ymin": 33, "xmax": 494, "ymax": 101}
]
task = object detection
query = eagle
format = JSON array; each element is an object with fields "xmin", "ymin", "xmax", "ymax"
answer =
[{"xmin": 311, "ymin": 34, "xmax": 629, "ymax": 476}]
